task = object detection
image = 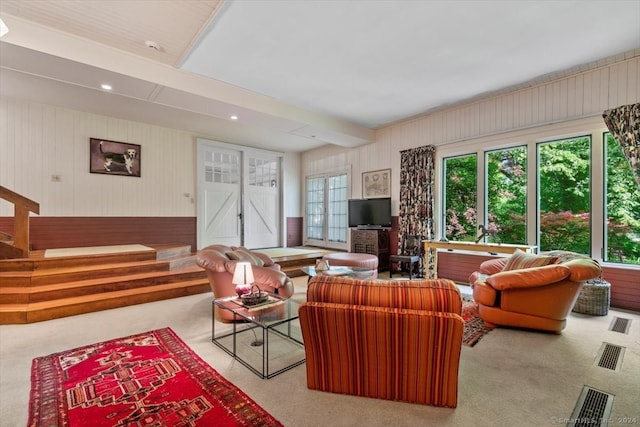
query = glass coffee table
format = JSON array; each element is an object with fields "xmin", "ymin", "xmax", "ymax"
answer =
[
  {"xmin": 212, "ymin": 294, "xmax": 305, "ymax": 379},
  {"xmin": 300, "ymin": 265, "xmax": 376, "ymax": 279}
]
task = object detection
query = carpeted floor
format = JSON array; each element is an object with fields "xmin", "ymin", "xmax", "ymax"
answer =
[
  {"xmin": 461, "ymin": 301, "xmax": 493, "ymax": 347},
  {"xmin": 2, "ymin": 274, "xmax": 639, "ymax": 427},
  {"xmin": 28, "ymin": 327, "xmax": 282, "ymax": 426}
]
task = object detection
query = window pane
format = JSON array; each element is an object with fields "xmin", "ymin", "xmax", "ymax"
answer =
[
  {"xmin": 327, "ymin": 174, "xmax": 348, "ymax": 243},
  {"xmin": 306, "ymin": 177, "xmax": 324, "ymax": 240},
  {"xmin": 538, "ymin": 137, "xmax": 591, "ymax": 254},
  {"xmin": 305, "ymin": 173, "xmax": 348, "ymax": 245},
  {"xmin": 486, "ymin": 147, "xmax": 527, "ymax": 244},
  {"xmin": 605, "ymin": 133, "xmax": 640, "ymax": 265},
  {"xmin": 444, "ymin": 154, "xmax": 477, "ymax": 241}
]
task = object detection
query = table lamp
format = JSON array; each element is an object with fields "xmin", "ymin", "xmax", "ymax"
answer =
[{"xmin": 232, "ymin": 262, "xmax": 254, "ymax": 297}]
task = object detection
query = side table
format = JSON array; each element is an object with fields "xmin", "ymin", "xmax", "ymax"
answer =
[{"xmin": 572, "ymin": 279, "xmax": 610, "ymax": 316}]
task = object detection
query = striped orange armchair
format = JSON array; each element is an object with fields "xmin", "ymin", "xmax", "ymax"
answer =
[{"xmin": 299, "ymin": 276, "xmax": 464, "ymax": 408}]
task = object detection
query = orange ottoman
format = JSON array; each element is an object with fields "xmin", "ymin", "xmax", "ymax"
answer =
[{"xmin": 322, "ymin": 253, "xmax": 379, "ymax": 278}]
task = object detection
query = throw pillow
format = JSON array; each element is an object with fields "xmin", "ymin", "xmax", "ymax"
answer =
[
  {"xmin": 226, "ymin": 248, "xmax": 265, "ymax": 267},
  {"xmin": 501, "ymin": 249, "xmax": 555, "ymax": 271}
]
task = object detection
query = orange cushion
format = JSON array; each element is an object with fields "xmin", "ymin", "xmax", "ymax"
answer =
[
  {"xmin": 502, "ymin": 249, "xmax": 555, "ymax": 271},
  {"xmin": 487, "ymin": 264, "xmax": 570, "ymax": 290}
]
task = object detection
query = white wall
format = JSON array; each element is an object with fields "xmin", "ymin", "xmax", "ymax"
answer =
[
  {"xmin": 283, "ymin": 151, "xmax": 301, "ymax": 217},
  {"xmin": 0, "ymin": 99, "xmax": 303, "ymax": 217},
  {"xmin": 301, "ymin": 50, "xmax": 640, "ymax": 218},
  {"xmin": 2, "ymin": 50, "xmax": 638, "ymax": 219}
]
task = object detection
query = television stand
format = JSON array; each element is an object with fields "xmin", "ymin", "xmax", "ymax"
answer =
[{"xmin": 350, "ymin": 229, "xmax": 389, "ymax": 271}]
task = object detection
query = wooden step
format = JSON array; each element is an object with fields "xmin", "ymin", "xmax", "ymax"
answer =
[
  {"xmin": 0, "ymin": 260, "xmax": 170, "ymax": 287},
  {"xmin": 0, "ymin": 264, "xmax": 206, "ymax": 304},
  {"xmin": 273, "ymin": 252, "xmax": 327, "ymax": 277},
  {"xmin": 0, "ymin": 250, "xmax": 159, "ymax": 272},
  {"xmin": 0, "ymin": 244, "xmax": 210, "ymax": 324},
  {"xmin": 0, "ymin": 278, "xmax": 210, "ymax": 324}
]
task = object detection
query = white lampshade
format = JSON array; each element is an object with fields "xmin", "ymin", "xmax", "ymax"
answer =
[{"xmin": 231, "ymin": 262, "xmax": 254, "ymax": 286}]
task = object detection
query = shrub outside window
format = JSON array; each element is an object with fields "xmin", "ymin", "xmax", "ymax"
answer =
[
  {"xmin": 605, "ymin": 133, "xmax": 640, "ymax": 265},
  {"xmin": 443, "ymin": 154, "xmax": 477, "ymax": 242}
]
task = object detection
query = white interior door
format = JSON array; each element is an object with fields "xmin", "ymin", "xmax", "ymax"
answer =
[
  {"xmin": 197, "ymin": 142, "xmax": 242, "ymax": 249},
  {"xmin": 244, "ymin": 153, "xmax": 280, "ymax": 248},
  {"xmin": 197, "ymin": 139, "xmax": 282, "ymax": 249}
]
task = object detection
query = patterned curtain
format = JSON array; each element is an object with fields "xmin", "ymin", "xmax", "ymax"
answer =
[
  {"xmin": 398, "ymin": 145, "xmax": 436, "ymax": 257},
  {"xmin": 602, "ymin": 103, "xmax": 640, "ymax": 189}
]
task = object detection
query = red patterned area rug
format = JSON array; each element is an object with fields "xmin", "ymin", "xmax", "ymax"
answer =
[
  {"xmin": 28, "ymin": 328, "xmax": 283, "ymax": 427},
  {"xmin": 462, "ymin": 301, "xmax": 494, "ymax": 347}
]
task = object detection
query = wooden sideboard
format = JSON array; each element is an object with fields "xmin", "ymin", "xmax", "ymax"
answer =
[{"xmin": 423, "ymin": 240, "xmax": 537, "ymax": 279}]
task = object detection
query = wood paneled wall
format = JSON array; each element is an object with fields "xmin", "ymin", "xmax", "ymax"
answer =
[
  {"xmin": 286, "ymin": 217, "xmax": 303, "ymax": 247},
  {"xmin": 0, "ymin": 215, "xmax": 317, "ymax": 254},
  {"xmin": 603, "ymin": 266, "xmax": 640, "ymax": 312},
  {"xmin": 377, "ymin": 51, "xmax": 639, "ymax": 152},
  {"xmin": 0, "ymin": 217, "xmax": 196, "ymax": 251},
  {"xmin": 0, "ymin": 100, "xmax": 197, "ymax": 218},
  {"xmin": 436, "ymin": 252, "xmax": 495, "ymax": 284}
]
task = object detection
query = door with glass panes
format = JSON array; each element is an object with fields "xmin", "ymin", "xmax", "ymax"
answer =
[{"xmin": 197, "ymin": 139, "xmax": 281, "ymax": 249}]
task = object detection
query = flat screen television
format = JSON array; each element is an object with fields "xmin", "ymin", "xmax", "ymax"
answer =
[{"xmin": 348, "ymin": 198, "xmax": 392, "ymax": 228}]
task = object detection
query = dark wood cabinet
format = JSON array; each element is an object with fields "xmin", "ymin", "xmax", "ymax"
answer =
[{"xmin": 350, "ymin": 229, "xmax": 390, "ymax": 271}]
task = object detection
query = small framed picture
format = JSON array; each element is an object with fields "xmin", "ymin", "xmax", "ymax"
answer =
[
  {"xmin": 362, "ymin": 168, "xmax": 391, "ymax": 198},
  {"xmin": 89, "ymin": 138, "xmax": 141, "ymax": 177}
]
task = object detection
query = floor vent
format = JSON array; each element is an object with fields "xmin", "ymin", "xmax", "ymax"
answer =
[
  {"xmin": 609, "ymin": 317, "xmax": 631, "ymax": 334},
  {"xmin": 594, "ymin": 342, "xmax": 624, "ymax": 371},
  {"xmin": 568, "ymin": 386, "xmax": 614, "ymax": 427}
]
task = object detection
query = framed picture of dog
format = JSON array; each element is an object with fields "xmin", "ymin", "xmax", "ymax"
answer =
[{"xmin": 89, "ymin": 138, "xmax": 141, "ymax": 177}]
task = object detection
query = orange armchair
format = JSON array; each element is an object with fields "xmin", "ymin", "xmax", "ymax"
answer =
[
  {"xmin": 299, "ymin": 276, "xmax": 464, "ymax": 408},
  {"xmin": 470, "ymin": 251, "xmax": 602, "ymax": 333},
  {"xmin": 196, "ymin": 245, "xmax": 294, "ymax": 322}
]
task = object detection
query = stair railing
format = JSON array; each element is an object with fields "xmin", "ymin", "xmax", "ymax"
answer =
[{"xmin": 0, "ymin": 186, "xmax": 40, "ymax": 258}]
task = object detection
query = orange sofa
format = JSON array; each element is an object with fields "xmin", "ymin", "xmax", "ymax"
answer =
[
  {"xmin": 299, "ymin": 275, "xmax": 464, "ymax": 408},
  {"xmin": 196, "ymin": 245, "xmax": 294, "ymax": 322},
  {"xmin": 469, "ymin": 250, "xmax": 602, "ymax": 333}
]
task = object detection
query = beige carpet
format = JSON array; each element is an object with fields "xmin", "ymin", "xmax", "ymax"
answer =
[
  {"xmin": 1, "ymin": 273, "xmax": 639, "ymax": 427},
  {"xmin": 44, "ymin": 244, "xmax": 155, "ymax": 258}
]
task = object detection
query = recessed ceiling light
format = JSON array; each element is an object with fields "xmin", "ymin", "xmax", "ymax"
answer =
[
  {"xmin": 230, "ymin": 115, "xmax": 238, "ymax": 120},
  {"xmin": 101, "ymin": 84, "xmax": 112, "ymax": 91}
]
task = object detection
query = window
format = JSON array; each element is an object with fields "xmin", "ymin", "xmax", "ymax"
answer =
[
  {"xmin": 538, "ymin": 136, "xmax": 591, "ymax": 254},
  {"xmin": 327, "ymin": 174, "xmax": 348, "ymax": 243},
  {"xmin": 605, "ymin": 133, "xmax": 640, "ymax": 265},
  {"xmin": 305, "ymin": 176, "xmax": 324, "ymax": 240},
  {"xmin": 248, "ymin": 157, "xmax": 278, "ymax": 187},
  {"xmin": 443, "ymin": 154, "xmax": 477, "ymax": 241},
  {"xmin": 486, "ymin": 147, "xmax": 527, "ymax": 244},
  {"xmin": 439, "ymin": 126, "xmax": 639, "ymax": 267},
  {"xmin": 204, "ymin": 151, "xmax": 239, "ymax": 184},
  {"xmin": 305, "ymin": 173, "xmax": 348, "ymax": 246}
]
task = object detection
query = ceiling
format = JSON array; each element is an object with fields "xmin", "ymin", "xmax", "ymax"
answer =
[{"xmin": 1, "ymin": 1, "xmax": 639, "ymax": 153}]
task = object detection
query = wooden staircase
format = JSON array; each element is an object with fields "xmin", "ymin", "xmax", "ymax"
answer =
[
  {"xmin": 0, "ymin": 245, "xmax": 209, "ymax": 324},
  {"xmin": 0, "ymin": 185, "xmax": 40, "ymax": 259}
]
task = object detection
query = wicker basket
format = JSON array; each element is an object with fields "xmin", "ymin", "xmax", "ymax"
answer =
[
  {"xmin": 240, "ymin": 284, "xmax": 269, "ymax": 306},
  {"xmin": 572, "ymin": 279, "xmax": 610, "ymax": 316}
]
